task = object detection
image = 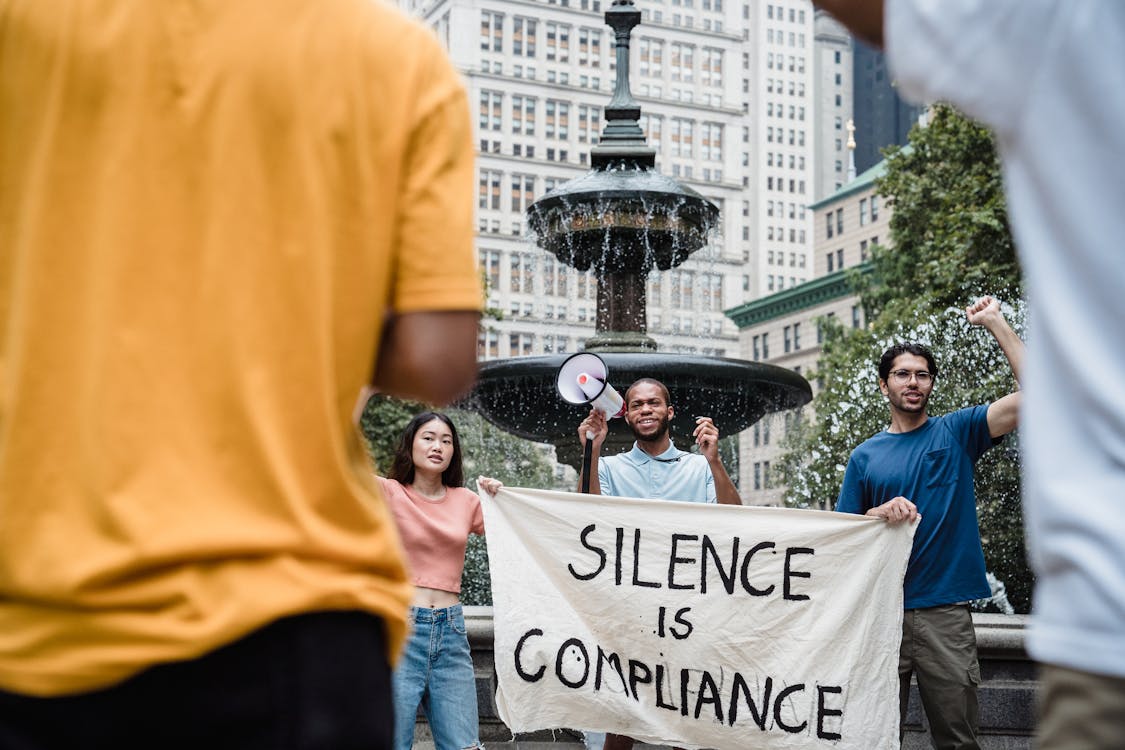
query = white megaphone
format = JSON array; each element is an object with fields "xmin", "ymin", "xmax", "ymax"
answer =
[{"xmin": 556, "ymin": 352, "xmax": 626, "ymax": 423}]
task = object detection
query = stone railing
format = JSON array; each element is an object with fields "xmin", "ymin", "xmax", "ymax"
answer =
[{"xmin": 412, "ymin": 608, "xmax": 1036, "ymax": 749}]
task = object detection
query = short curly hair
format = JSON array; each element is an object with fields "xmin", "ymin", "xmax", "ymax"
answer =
[{"xmin": 878, "ymin": 343, "xmax": 939, "ymax": 383}]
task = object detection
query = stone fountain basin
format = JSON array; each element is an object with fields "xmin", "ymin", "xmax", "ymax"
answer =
[
  {"xmin": 528, "ymin": 168, "xmax": 719, "ymax": 273},
  {"xmin": 468, "ymin": 352, "xmax": 812, "ymax": 467}
]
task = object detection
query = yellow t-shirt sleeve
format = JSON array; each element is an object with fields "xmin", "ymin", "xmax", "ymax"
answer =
[{"xmin": 391, "ymin": 39, "xmax": 481, "ymax": 315}]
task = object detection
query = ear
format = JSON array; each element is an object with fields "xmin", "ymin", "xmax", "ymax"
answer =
[
  {"xmin": 667, "ymin": 404, "xmax": 675, "ymax": 420},
  {"xmin": 878, "ymin": 379, "xmax": 889, "ymax": 397}
]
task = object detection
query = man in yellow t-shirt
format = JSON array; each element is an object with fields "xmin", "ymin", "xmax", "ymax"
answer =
[{"xmin": 0, "ymin": 1, "xmax": 480, "ymax": 746}]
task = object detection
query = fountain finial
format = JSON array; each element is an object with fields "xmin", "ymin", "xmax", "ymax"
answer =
[{"xmin": 592, "ymin": 0, "xmax": 655, "ymax": 169}]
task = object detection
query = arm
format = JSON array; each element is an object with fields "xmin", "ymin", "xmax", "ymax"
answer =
[
  {"xmin": 813, "ymin": 0, "xmax": 885, "ymax": 48},
  {"xmin": 966, "ymin": 296, "xmax": 1024, "ymax": 438},
  {"xmin": 372, "ymin": 310, "xmax": 480, "ymax": 405},
  {"xmin": 694, "ymin": 417, "xmax": 741, "ymax": 505},
  {"xmin": 577, "ymin": 409, "xmax": 608, "ymax": 495}
]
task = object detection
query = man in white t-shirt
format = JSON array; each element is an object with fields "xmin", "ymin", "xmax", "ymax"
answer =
[{"xmin": 814, "ymin": 1, "xmax": 1125, "ymax": 747}]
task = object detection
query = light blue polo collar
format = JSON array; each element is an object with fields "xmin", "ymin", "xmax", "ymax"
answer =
[{"xmin": 622, "ymin": 441, "xmax": 689, "ymax": 466}]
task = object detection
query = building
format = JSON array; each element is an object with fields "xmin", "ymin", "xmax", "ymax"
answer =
[
  {"xmin": 811, "ymin": 9, "xmax": 854, "ymax": 200},
  {"xmin": 726, "ymin": 153, "xmax": 891, "ymax": 505},
  {"xmin": 851, "ymin": 39, "xmax": 922, "ymax": 173}
]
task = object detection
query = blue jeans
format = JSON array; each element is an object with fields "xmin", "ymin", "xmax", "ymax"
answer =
[{"xmin": 393, "ymin": 605, "xmax": 482, "ymax": 750}]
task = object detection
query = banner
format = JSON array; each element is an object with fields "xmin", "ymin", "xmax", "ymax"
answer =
[{"xmin": 480, "ymin": 486, "xmax": 915, "ymax": 750}]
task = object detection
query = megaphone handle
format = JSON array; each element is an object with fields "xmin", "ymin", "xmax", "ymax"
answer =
[{"xmin": 580, "ymin": 434, "xmax": 594, "ymax": 495}]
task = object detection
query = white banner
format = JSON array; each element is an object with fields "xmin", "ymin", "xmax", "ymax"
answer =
[{"xmin": 480, "ymin": 486, "xmax": 915, "ymax": 750}]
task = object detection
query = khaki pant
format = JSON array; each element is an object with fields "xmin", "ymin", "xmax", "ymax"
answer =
[
  {"xmin": 1037, "ymin": 663, "xmax": 1125, "ymax": 749},
  {"xmin": 900, "ymin": 604, "xmax": 981, "ymax": 750}
]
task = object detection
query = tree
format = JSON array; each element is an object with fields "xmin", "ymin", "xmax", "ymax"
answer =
[{"xmin": 780, "ymin": 104, "xmax": 1033, "ymax": 612}]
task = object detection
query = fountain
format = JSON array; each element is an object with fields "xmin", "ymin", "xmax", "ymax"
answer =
[{"xmin": 470, "ymin": 0, "xmax": 811, "ymax": 469}]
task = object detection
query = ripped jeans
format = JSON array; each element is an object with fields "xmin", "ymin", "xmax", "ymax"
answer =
[{"xmin": 393, "ymin": 604, "xmax": 483, "ymax": 750}]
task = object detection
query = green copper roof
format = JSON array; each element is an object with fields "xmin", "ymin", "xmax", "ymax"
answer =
[
  {"xmin": 808, "ymin": 160, "xmax": 888, "ymax": 211},
  {"xmin": 725, "ymin": 264, "xmax": 872, "ymax": 329}
]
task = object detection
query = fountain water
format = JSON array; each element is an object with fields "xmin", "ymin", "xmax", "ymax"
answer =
[{"xmin": 470, "ymin": 0, "xmax": 811, "ymax": 469}]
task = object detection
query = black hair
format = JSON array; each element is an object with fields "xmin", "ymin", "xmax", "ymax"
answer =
[
  {"xmin": 878, "ymin": 343, "xmax": 939, "ymax": 382},
  {"xmin": 388, "ymin": 412, "xmax": 464, "ymax": 488},
  {"xmin": 624, "ymin": 378, "xmax": 672, "ymax": 407}
]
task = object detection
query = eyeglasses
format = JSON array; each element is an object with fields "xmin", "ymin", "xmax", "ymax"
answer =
[{"xmin": 889, "ymin": 369, "xmax": 933, "ymax": 385}]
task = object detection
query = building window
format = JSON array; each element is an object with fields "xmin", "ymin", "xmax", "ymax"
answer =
[
  {"xmin": 480, "ymin": 11, "xmax": 504, "ymax": 52},
  {"xmin": 578, "ymin": 27, "xmax": 603, "ymax": 67},
  {"xmin": 578, "ymin": 105, "xmax": 600, "ymax": 144},
  {"xmin": 478, "ymin": 170, "xmax": 501, "ymax": 210},
  {"xmin": 836, "ymin": 208, "xmax": 844, "ymax": 235},
  {"xmin": 871, "ymin": 195, "xmax": 880, "ymax": 220},
  {"xmin": 513, "ymin": 17, "xmax": 537, "ymax": 57},
  {"xmin": 480, "ymin": 249, "xmax": 501, "ymax": 289},
  {"xmin": 545, "ymin": 100, "xmax": 570, "ymax": 140},
  {"xmin": 545, "ymin": 22, "xmax": 571, "ymax": 63},
  {"xmin": 793, "ymin": 322, "xmax": 801, "ymax": 350},
  {"xmin": 783, "ymin": 325, "xmax": 791, "ymax": 353},
  {"xmin": 826, "ymin": 212, "xmax": 833, "ymax": 239},
  {"xmin": 510, "ymin": 173, "xmax": 535, "ymax": 214},
  {"xmin": 859, "ymin": 197, "xmax": 868, "ymax": 226},
  {"xmin": 512, "ymin": 95, "xmax": 536, "ymax": 136},
  {"xmin": 479, "ymin": 90, "xmax": 503, "ymax": 132}
]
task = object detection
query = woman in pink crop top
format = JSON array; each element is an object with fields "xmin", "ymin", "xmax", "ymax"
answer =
[{"xmin": 378, "ymin": 412, "xmax": 487, "ymax": 750}]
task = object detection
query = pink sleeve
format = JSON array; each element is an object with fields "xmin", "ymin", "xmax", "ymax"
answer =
[{"xmin": 469, "ymin": 491, "xmax": 485, "ymax": 536}]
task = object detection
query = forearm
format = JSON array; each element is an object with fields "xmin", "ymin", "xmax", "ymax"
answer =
[
  {"xmin": 373, "ymin": 310, "xmax": 480, "ymax": 404},
  {"xmin": 985, "ymin": 315, "xmax": 1025, "ymax": 385},
  {"xmin": 709, "ymin": 459, "xmax": 742, "ymax": 505}
]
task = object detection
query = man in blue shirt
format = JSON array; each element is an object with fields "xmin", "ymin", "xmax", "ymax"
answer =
[
  {"xmin": 577, "ymin": 377, "xmax": 741, "ymax": 750},
  {"xmin": 836, "ymin": 296, "xmax": 1023, "ymax": 750}
]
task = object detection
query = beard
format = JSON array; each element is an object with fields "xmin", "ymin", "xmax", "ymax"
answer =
[
  {"xmin": 889, "ymin": 388, "xmax": 929, "ymax": 414},
  {"xmin": 630, "ymin": 414, "xmax": 672, "ymax": 443}
]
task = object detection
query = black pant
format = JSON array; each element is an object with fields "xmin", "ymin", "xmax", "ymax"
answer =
[{"xmin": 0, "ymin": 610, "xmax": 393, "ymax": 750}]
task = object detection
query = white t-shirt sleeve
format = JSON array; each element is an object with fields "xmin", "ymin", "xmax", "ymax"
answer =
[{"xmin": 885, "ymin": 0, "xmax": 1060, "ymax": 139}]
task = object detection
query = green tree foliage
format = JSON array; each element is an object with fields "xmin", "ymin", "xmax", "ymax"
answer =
[
  {"xmin": 780, "ymin": 105, "xmax": 1032, "ymax": 612},
  {"xmin": 856, "ymin": 104, "xmax": 1022, "ymax": 319},
  {"xmin": 359, "ymin": 394, "xmax": 564, "ymax": 606}
]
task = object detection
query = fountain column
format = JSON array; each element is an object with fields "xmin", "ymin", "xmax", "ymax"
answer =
[{"xmin": 467, "ymin": 0, "xmax": 812, "ymax": 468}]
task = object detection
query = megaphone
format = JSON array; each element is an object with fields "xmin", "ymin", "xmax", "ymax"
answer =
[{"xmin": 556, "ymin": 352, "xmax": 626, "ymax": 420}]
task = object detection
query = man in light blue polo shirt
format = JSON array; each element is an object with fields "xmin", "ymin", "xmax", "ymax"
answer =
[
  {"xmin": 577, "ymin": 377, "xmax": 741, "ymax": 750},
  {"xmin": 578, "ymin": 378, "xmax": 740, "ymax": 505}
]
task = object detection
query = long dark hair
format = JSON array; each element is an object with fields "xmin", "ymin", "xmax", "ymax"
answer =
[{"xmin": 388, "ymin": 412, "xmax": 464, "ymax": 488}]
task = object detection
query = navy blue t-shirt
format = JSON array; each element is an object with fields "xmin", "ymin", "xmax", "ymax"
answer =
[{"xmin": 836, "ymin": 405, "xmax": 998, "ymax": 609}]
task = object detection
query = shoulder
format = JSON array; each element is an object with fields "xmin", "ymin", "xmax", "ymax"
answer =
[
  {"xmin": 601, "ymin": 452, "xmax": 629, "ymax": 470},
  {"xmin": 376, "ymin": 476, "xmax": 401, "ymax": 493},
  {"xmin": 935, "ymin": 404, "xmax": 990, "ymax": 431},
  {"xmin": 449, "ymin": 486, "xmax": 482, "ymax": 504}
]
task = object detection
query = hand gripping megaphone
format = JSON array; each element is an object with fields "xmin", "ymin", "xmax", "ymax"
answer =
[
  {"xmin": 557, "ymin": 352, "xmax": 625, "ymax": 494},
  {"xmin": 556, "ymin": 352, "xmax": 626, "ymax": 422}
]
